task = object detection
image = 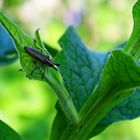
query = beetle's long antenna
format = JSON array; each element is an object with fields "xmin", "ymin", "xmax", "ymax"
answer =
[{"xmin": 55, "ymin": 63, "xmax": 80, "ymax": 77}]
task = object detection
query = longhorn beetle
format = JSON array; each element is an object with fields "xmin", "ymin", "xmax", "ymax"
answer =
[
  {"xmin": 24, "ymin": 46, "xmax": 79, "ymax": 73},
  {"xmin": 24, "ymin": 46, "xmax": 79, "ymax": 92},
  {"xmin": 24, "ymin": 46, "xmax": 60, "ymax": 71}
]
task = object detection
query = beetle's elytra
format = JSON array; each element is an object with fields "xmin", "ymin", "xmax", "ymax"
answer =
[{"xmin": 24, "ymin": 46, "xmax": 59, "ymax": 70}]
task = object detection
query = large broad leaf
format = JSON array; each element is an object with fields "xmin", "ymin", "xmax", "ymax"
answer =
[
  {"xmin": 50, "ymin": 27, "xmax": 108, "ymax": 139},
  {"xmin": 56, "ymin": 26, "xmax": 107, "ymax": 111},
  {"xmin": 0, "ymin": 25, "xmax": 17, "ymax": 65},
  {"xmin": 51, "ymin": 26, "xmax": 140, "ymax": 139},
  {"xmin": 0, "ymin": 120, "xmax": 22, "ymax": 140},
  {"xmin": 52, "ymin": 1, "xmax": 140, "ymax": 139}
]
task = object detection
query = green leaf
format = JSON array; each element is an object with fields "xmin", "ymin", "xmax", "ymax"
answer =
[
  {"xmin": 51, "ymin": 34, "xmax": 140, "ymax": 139},
  {"xmin": 76, "ymin": 49, "xmax": 140, "ymax": 139},
  {"xmin": 35, "ymin": 29, "xmax": 51, "ymax": 59},
  {"xmin": 89, "ymin": 88, "xmax": 140, "ymax": 137},
  {"xmin": 56, "ymin": 26, "xmax": 107, "ymax": 111},
  {"xmin": 0, "ymin": 25, "xmax": 17, "ymax": 65},
  {"xmin": 85, "ymin": 41, "xmax": 140, "ymax": 138},
  {"xmin": 0, "ymin": 120, "xmax": 22, "ymax": 140},
  {"xmin": 0, "ymin": 11, "xmax": 39, "ymax": 79},
  {"xmin": 0, "ymin": 11, "xmax": 78, "ymax": 124},
  {"xmin": 54, "ymin": 48, "xmax": 140, "ymax": 139}
]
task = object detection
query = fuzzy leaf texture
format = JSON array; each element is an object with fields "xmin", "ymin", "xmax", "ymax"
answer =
[{"xmin": 56, "ymin": 26, "xmax": 107, "ymax": 111}]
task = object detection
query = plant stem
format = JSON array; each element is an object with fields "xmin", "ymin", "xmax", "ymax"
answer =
[
  {"xmin": 124, "ymin": 29, "xmax": 140, "ymax": 61},
  {"xmin": 124, "ymin": 1, "xmax": 140, "ymax": 61},
  {"xmin": 44, "ymin": 69, "xmax": 79, "ymax": 125}
]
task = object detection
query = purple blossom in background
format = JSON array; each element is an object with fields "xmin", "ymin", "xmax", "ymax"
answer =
[{"xmin": 64, "ymin": 10, "xmax": 82, "ymax": 26}]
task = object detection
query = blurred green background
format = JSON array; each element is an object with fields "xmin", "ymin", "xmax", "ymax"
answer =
[{"xmin": 0, "ymin": 0, "xmax": 140, "ymax": 140}]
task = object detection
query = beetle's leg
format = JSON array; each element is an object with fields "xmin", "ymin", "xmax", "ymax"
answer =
[{"xmin": 58, "ymin": 64, "xmax": 80, "ymax": 78}]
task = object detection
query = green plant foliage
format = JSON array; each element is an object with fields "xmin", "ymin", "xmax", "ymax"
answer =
[
  {"xmin": 90, "ymin": 88, "xmax": 140, "ymax": 137},
  {"xmin": 56, "ymin": 26, "xmax": 107, "ymax": 111},
  {"xmin": 50, "ymin": 28, "xmax": 140, "ymax": 140},
  {"xmin": 0, "ymin": 120, "xmax": 22, "ymax": 140},
  {"xmin": 0, "ymin": 0, "xmax": 140, "ymax": 140}
]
